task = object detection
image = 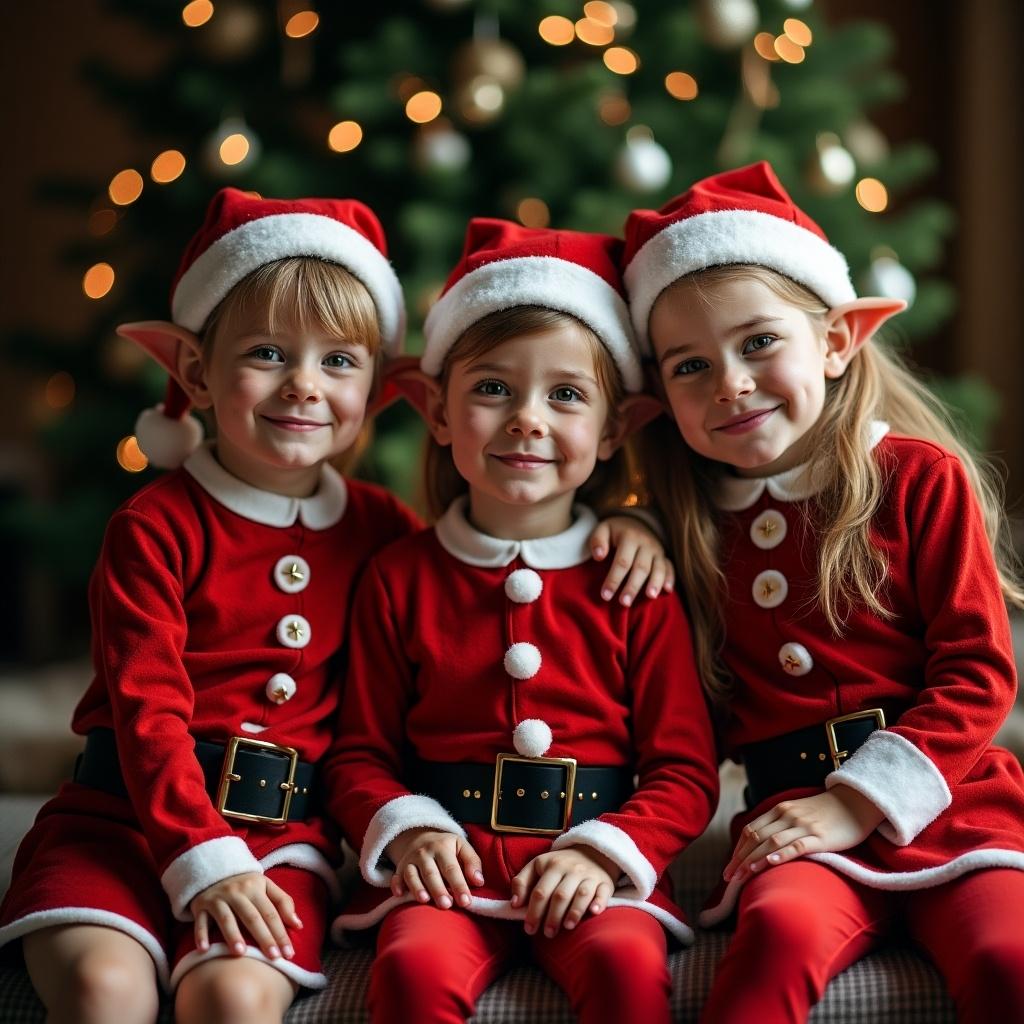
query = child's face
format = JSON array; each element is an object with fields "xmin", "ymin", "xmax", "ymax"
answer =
[
  {"xmin": 193, "ymin": 318, "xmax": 376, "ymax": 495},
  {"xmin": 650, "ymin": 275, "xmax": 835, "ymax": 477},
  {"xmin": 436, "ymin": 324, "xmax": 614, "ymax": 537}
]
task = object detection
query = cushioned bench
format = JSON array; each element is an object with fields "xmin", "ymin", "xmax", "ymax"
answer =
[{"xmin": 0, "ymin": 764, "xmax": 954, "ymax": 1022}]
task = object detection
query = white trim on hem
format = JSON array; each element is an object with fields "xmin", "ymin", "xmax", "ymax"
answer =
[{"xmin": 170, "ymin": 941, "xmax": 327, "ymax": 992}]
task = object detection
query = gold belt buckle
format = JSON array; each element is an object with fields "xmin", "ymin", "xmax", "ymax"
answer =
[
  {"xmin": 825, "ymin": 708, "xmax": 886, "ymax": 771},
  {"xmin": 491, "ymin": 753, "xmax": 578, "ymax": 836},
  {"xmin": 216, "ymin": 736, "xmax": 299, "ymax": 825}
]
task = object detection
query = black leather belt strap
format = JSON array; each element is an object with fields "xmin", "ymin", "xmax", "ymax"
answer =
[
  {"xmin": 412, "ymin": 756, "xmax": 633, "ymax": 835},
  {"xmin": 741, "ymin": 708, "xmax": 888, "ymax": 809},
  {"xmin": 75, "ymin": 727, "xmax": 316, "ymax": 823}
]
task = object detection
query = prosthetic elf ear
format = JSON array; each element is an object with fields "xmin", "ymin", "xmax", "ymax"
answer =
[
  {"xmin": 823, "ymin": 298, "xmax": 907, "ymax": 379},
  {"xmin": 378, "ymin": 356, "xmax": 444, "ymax": 423},
  {"xmin": 116, "ymin": 320, "xmax": 206, "ymax": 468},
  {"xmin": 598, "ymin": 393, "xmax": 666, "ymax": 460}
]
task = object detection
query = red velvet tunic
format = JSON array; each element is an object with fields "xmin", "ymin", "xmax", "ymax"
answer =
[
  {"xmin": 702, "ymin": 428, "xmax": 1024, "ymax": 924},
  {"xmin": 0, "ymin": 446, "xmax": 420, "ymax": 985},
  {"xmin": 324, "ymin": 500, "xmax": 720, "ymax": 945}
]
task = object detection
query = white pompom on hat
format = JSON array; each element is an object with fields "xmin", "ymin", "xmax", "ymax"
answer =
[{"xmin": 125, "ymin": 187, "xmax": 406, "ymax": 468}]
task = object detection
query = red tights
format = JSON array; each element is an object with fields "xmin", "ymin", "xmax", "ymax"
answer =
[
  {"xmin": 701, "ymin": 862, "xmax": 1024, "ymax": 1024},
  {"xmin": 368, "ymin": 903, "xmax": 671, "ymax": 1024}
]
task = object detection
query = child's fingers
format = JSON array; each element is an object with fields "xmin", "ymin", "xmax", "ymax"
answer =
[
  {"xmin": 600, "ymin": 545, "xmax": 639, "ymax": 601},
  {"xmin": 644, "ymin": 558, "xmax": 668, "ymax": 599},
  {"xmin": 725, "ymin": 809, "xmax": 785, "ymax": 878},
  {"xmin": 252, "ymin": 891, "xmax": 294, "ymax": 958},
  {"xmin": 209, "ymin": 899, "xmax": 247, "ymax": 956},
  {"xmin": 232, "ymin": 896, "xmax": 285, "ymax": 960},
  {"xmin": 266, "ymin": 878, "xmax": 303, "ymax": 930},
  {"xmin": 759, "ymin": 833, "xmax": 819, "ymax": 871},
  {"xmin": 589, "ymin": 520, "xmax": 611, "ymax": 561},
  {"xmin": 663, "ymin": 558, "xmax": 676, "ymax": 593},
  {"xmin": 524, "ymin": 870, "xmax": 561, "ymax": 935},
  {"xmin": 402, "ymin": 862, "xmax": 430, "ymax": 903},
  {"xmin": 510, "ymin": 860, "xmax": 538, "ymax": 908},
  {"xmin": 194, "ymin": 909, "xmax": 210, "ymax": 952},
  {"xmin": 590, "ymin": 880, "xmax": 614, "ymax": 914},
  {"xmin": 437, "ymin": 850, "xmax": 472, "ymax": 908},
  {"xmin": 541, "ymin": 876, "xmax": 577, "ymax": 937},
  {"xmin": 417, "ymin": 856, "xmax": 454, "ymax": 909},
  {"xmin": 618, "ymin": 554, "xmax": 654, "ymax": 607},
  {"xmin": 562, "ymin": 879, "xmax": 596, "ymax": 931},
  {"xmin": 733, "ymin": 825, "xmax": 810, "ymax": 880},
  {"xmin": 457, "ymin": 843, "xmax": 485, "ymax": 888}
]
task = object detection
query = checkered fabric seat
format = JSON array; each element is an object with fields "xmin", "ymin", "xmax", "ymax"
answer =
[{"xmin": 0, "ymin": 767, "xmax": 955, "ymax": 1022}]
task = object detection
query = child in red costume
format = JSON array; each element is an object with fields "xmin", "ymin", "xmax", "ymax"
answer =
[
  {"xmin": 623, "ymin": 162, "xmax": 1024, "ymax": 1023},
  {"xmin": 0, "ymin": 191, "xmax": 669, "ymax": 1024},
  {"xmin": 322, "ymin": 220, "xmax": 720, "ymax": 1024}
]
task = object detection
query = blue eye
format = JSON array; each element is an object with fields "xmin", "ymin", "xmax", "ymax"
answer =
[
  {"xmin": 744, "ymin": 334, "xmax": 776, "ymax": 354},
  {"xmin": 250, "ymin": 345, "xmax": 283, "ymax": 362},
  {"xmin": 672, "ymin": 357, "xmax": 709, "ymax": 377},
  {"xmin": 323, "ymin": 352, "xmax": 352, "ymax": 369},
  {"xmin": 550, "ymin": 386, "xmax": 582, "ymax": 403},
  {"xmin": 475, "ymin": 379, "xmax": 510, "ymax": 397}
]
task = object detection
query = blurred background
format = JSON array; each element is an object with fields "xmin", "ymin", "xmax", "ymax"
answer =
[{"xmin": 1, "ymin": 0, "xmax": 1022, "ymax": 790}]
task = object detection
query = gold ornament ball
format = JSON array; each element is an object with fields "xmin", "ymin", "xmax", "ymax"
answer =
[{"xmin": 452, "ymin": 38, "xmax": 525, "ymax": 91}]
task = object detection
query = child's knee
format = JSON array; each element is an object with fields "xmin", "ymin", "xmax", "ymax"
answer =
[{"xmin": 175, "ymin": 957, "xmax": 294, "ymax": 1024}]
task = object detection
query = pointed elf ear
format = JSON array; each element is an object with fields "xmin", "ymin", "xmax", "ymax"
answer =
[
  {"xmin": 377, "ymin": 356, "xmax": 443, "ymax": 420},
  {"xmin": 116, "ymin": 321, "xmax": 206, "ymax": 468},
  {"xmin": 599, "ymin": 393, "xmax": 665, "ymax": 460},
  {"xmin": 823, "ymin": 298, "xmax": 906, "ymax": 379}
]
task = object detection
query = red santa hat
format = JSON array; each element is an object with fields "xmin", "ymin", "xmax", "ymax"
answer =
[
  {"xmin": 422, "ymin": 218, "xmax": 642, "ymax": 392},
  {"xmin": 622, "ymin": 161, "xmax": 857, "ymax": 353},
  {"xmin": 128, "ymin": 187, "xmax": 405, "ymax": 468}
]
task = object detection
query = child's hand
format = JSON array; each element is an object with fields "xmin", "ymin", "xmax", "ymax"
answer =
[
  {"xmin": 386, "ymin": 828, "xmax": 485, "ymax": 909},
  {"xmin": 190, "ymin": 871, "xmax": 302, "ymax": 960},
  {"xmin": 510, "ymin": 847, "xmax": 618, "ymax": 937},
  {"xmin": 589, "ymin": 515, "xmax": 675, "ymax": 606},
  {"xmin": 724, "ymin": 787, "xmax": 886, "ymax": 882}
]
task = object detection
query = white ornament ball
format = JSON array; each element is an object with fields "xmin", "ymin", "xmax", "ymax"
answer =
[
  {"xmin": 504, "ymin": 568, "xmax": 543, "ymax": 604},
  {"xmin": 415, "ymin": 125, "xmax": 472, "ymax": 173},
  {"xmin": 513, "ymin": 719, "xmax": 553, "ymax": 759},
  {"xmin": 844, "ymin": 120, "xmax": 890, "ymax": 168},
  {"xmin": 698, "ymin": 0, "xmax": 759, "ymax": 49},
  {"xmin": 806, "ymin": 136, "xmax": 856, "ymax": 195},
  {"xmin": 504, "ymin": 642, "xmax": 542, "ymax": 680},
  {"xmin": 135, "ymin": 406, "xmax": 204, "ymax": 469},
  {"xmin": 863, "ymin": 256, "xmax": 916, "ymax": 306},
  {"xmin": 615, "ymin": 137, "xmax": 672, "ymax": 193}
]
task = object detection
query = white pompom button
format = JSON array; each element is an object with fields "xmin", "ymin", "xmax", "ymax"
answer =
[
  {"xmin": 265, "ymin": 672, "xmax": 297, "ymax": 704},
  {"xmin": 752, "ymin": 570, "xmax": 788, "ymax": 609},
  {"xmin": 504, "ymin": 568, "xmax": 543, "ymax": 604},
  {"xmin": 276, "ymin": 614, "xmax": 312, "ymax": 649},
  {"xmin": 778, "ymin": 642, "xmax": 813, "ymax": 676},
  {"xmin": 513, "ymin": 719, "xmax": 553, "ymax": 758},
  {"xmin": 750, "ymin": 509, "xmax": 787, "ymax": 550},
  {"xmin": 504, "ymin": 642, "xmax": 542, "ymax": 680},
  {"xmin": 274, "ymin": 555, "xmax": 310, "ymax": 594}
]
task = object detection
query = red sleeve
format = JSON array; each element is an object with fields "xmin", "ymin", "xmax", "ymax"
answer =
[{"xmin": 93, "ymin": 509, "xmax": 260, "ymax": 917}]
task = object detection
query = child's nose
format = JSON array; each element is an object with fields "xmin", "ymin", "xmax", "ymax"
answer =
[
  {"xmin": 506, "ymin": 401, "xmax": 547, "ymax": 437},
  {"xmin": 282, "ymin": 367, "xmax": 322, "ymax": 402},
  {"xmin": 715, "ymin": 365, "xmax": 754, "ymax": 402}
]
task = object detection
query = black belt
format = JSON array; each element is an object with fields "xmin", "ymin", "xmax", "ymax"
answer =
[
  {"xmin": 412, "ymin": 755, "xmax": 634, "ymax": 836},
  {"xmin": 741, "ymin": 708, "xmax": 888, "ymax": 809},
  {"xmin": 75, "ymin": 728, "xmax": 316, "ymax": 825}
]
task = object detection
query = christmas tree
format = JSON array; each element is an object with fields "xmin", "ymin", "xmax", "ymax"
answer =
[{"xmin": 3, "ymin": 0, "xmax": 964, "ymax": 659}]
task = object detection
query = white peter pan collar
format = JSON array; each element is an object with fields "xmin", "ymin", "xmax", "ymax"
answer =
[
  {"xmin": 183, "ymin": 444, "xmax": 348, "ymax": 529},
  {"xmin": 435, "ymin": 496, "xmax": 597, "ymax": 569},
  {"xmin": 713, "ymin": 420, "xmax": 890, "ymax": 511}
]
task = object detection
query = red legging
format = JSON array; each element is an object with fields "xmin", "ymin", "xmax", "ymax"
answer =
[
  {"xmin": 368, "ymin": 903, "xmax": 671, "ymax": 1024},
  {"xmin": 701, "ymin": 862, "xmax": 1024, "ymax": 1024}
]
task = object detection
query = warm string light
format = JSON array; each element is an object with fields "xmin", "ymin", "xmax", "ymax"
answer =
[
  {"xmin": 284, "ymin": 10, "xmax": 319, "ymax": 38},
  {"xmin": 151, "ymin": 150, "xmax": 186, "ymax": 183},
  {"xmin": 328, "ymin": 120, "xmax": 363, "ymax": 153},
  {"xmin": 783, "ymin": 18, "xmax": 813, "ymax": 46},
  {"xmin": 598, "ymin": 91, "xmax": 631, "ymax": 125},
  {"xmin": 405, "ymin": 91, "xmax": 443, "ymax": 124},
  {"xmin": 108, "ymin": 169, "xmax": 143, "ymax": 206},
  {"xmin": 45, "ymin": 372, "xmax": 75, "ymax": 410},
  {"xmin": 516, "ymin": 197, "xmax": 550, "ymax": 228},
  {"xmin": 83, "ymin": 263, "xmax": 115, "ymax": 299},
  {"xmin": 603, "ymin": 46, "xmax": 638, "ymax": 74},
  {"xmin": 665, "ymin": 71, "xmax": 698, "ymax": 100},
  {"xmin": 773, "ymin": 35, "xmax": 805, "ymax": 63},
  {"xmin": 117, "ymin": 436, "xmax": 149, "ymax": 473},
  {"xmin": 219, "ymin": 133, "xmax": 251, "ymax": 165},
  {"xmin": 583, "ymin": 2, "xmax": 618, "ymax": 27},
  {"xmin": 538, "ymin": 15, "xmax": 574, "ymax": 46},
  {"xmin": 856, "ymin": 178, "xmax": 889, "ymax": 212},
  {"xmin": 182, "ymin": 0, "xmax": 214, "ymax": 28},
  {"xmin": 576, "ymin": 17, "xmax": 614, "ymax": 46},
  {"xmin": 88, "ymin": 209, "xmax": 118, "ymax": 236}
]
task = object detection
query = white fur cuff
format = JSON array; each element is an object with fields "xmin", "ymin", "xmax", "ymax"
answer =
[
  {"xmin": 360, "ymin": 794, "xmax": 467, "ymax": 887},
  {"xmin": 552, "ymin": 818, "xmax": 658, "ymax": 900},
  {"xmin": 161, "ymin": 836, "xmax": 263, "ymax": 921},
  {"xmin": 826, "ymin": 729, "xmax": 952, "ymax": 846}
]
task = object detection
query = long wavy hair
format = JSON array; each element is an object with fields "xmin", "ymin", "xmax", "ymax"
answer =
[
  {"xmin": 641, "ymin": 264, "xmax": 1024, "ymax": 702},
  {"xmin": 201, "ymin": 256, "xmax": 383, "ymax": 473},
  {"xmin": 423, "ymin": 306, "xmax": 632, "ymax": 522}
]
